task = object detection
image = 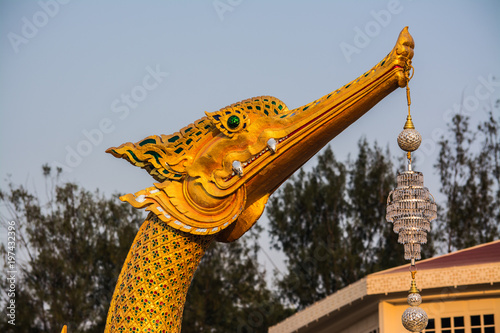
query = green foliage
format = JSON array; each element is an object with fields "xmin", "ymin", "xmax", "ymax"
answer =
[
  {"xmin": 267, "ymin": 146, "xmax": 349, "ymax": 307},
  {"xmin": 182, "ymin": 228, "xmax": 293, "ymax": 333},
  {"xmin": 0, "ymin": 166, "xmax": 144, "ymax": 333},
  {"xmin": 0, "ymin": 165, "xmax": 290, "ymax": 332},
  {"xmin": 266, "ymin": 140, "xmax": 410, "ymax": 309},
  {"xmin": 435, "ymin": 109, "xmax": 500, "ymax": 252},
  {"xmin": 346, "ymin": 139, "xmax": 413, "ymax": 273}
]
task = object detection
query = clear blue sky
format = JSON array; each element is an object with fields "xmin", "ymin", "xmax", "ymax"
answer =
[{"xmin": 1, "ymin": 0, "xmax": 499, "ymax": 273}]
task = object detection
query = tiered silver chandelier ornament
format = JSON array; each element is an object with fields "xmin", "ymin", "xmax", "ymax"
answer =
[{"xmin": 386, "ymin": 62, "xmax": 437, "ymax": 333}]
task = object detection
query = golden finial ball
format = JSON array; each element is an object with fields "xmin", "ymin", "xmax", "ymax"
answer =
[
  {"xmin": 402, "ymin": 306, "xmax": 428, "ymax": 332},
  {"xmin": 407, "ymin": 293, "xmax": 422, "ymax": 306},
  {"xmin": 397, "ymin": 128, "xmax": 422, "ymax": 152}
]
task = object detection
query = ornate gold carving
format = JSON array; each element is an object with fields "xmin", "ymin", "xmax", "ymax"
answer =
[
  {"xmin": 105, "ymin": 27, "xmax": 415, "ymax": 332},
  {"xmin": 104, "ymin": 213, "xmax": 214, "ymax": 333}
]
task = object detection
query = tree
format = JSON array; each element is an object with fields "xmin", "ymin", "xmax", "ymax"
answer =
[
  {"xmin": 266, "ymin": 146, "xmax": 348, "ymax": 308},
  {"xmin": 346, "ymin": 139, "xmax": 411, "ymax": 273},
  {"xmin": 0, "ymin": 166, "xmax": 144, "ymax": 333},
  {"xmin": 0, "ymin": 165, "xmax": 291, "ymax": 332},
  {"xmin": 266, "ymin": 140, "xmax": 409, "ymax": 309},
  {"xmin": 182, "ymin": 227, "xmax": 293, "ymax": 333},
  {"xmin": 435, "ymin": 108, "xmax": 500, "ymax": 252}
]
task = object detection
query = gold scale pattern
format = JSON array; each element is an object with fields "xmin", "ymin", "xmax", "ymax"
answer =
[{"xmin": 105, "ymin": 213, "xmax": 214, "ymax": 333}]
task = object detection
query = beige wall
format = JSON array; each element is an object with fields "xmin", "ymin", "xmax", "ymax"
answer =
[
  {"xmin": 379, "ymin": 295, "xmax": 500, "ymax": 333},
  {"xmin": 270, "ymin": 278, "xmax": 500, "ymax": 333},
  {"xmin": 379, "ymin": 301, "xmax": 407, "ymax": 333}
]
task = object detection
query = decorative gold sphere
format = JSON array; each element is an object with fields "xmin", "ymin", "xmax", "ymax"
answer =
[
  {"xmin": 407, "ymin": 293, "xmax": 422, "ymax": 306},
  {"xmin": 397, "ymin": 128, "xmax": 422, "ymax": 152},
  {"xmin": 402, "ymin": 306, "xmax": 428, "ymax": 332}
]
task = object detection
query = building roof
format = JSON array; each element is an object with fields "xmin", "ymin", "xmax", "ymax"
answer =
[
  {"xmin": 269, "ymin": 240, "xmax": 500, "ymax": 333},
  {"xmin": 377, "ymin": 240, "xmax": 500, "ymax": 274}
]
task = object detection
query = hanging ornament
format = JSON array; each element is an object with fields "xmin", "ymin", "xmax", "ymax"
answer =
[
  {"xmin": 401, "ymin": 271, "xmax": 429, "ymax": 332},
  {"xmin": 386, "ymin": 60, "xmax": 437, "ymax": 332}
]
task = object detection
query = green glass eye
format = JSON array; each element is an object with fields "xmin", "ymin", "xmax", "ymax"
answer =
[{"xmin": 227, "ymin": 115, "xmax": 240, "ymax": 129}]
